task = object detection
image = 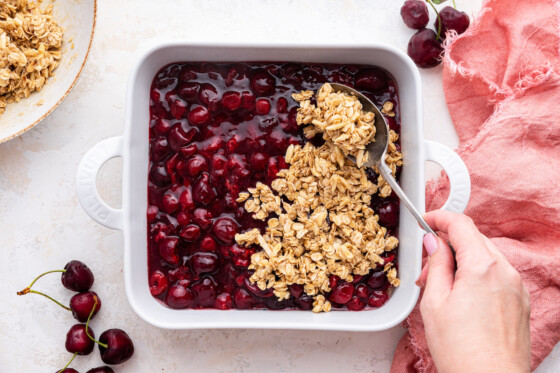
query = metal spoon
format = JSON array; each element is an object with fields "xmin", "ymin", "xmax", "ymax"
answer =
[{"xmin": 329, "ymin": 83, "xmax": 442, "ymax": 241}]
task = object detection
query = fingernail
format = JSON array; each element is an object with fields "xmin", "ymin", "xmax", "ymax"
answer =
[{"xmin": 423, "ymin": 233, "xmax": 438, "ymax": 256}]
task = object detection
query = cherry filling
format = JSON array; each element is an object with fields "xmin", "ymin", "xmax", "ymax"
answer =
[{"xmin": 148, "ymin": 62, "xmax": 401, "ymax": 311}]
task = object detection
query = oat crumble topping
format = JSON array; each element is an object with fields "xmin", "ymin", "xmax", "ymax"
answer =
[
  {"xmin": 292, "ymin": 83, "xmax": 376, "ymax": 168},
  {"xmin": 0, "ymin": 0, "xmax": 64, "ymax": 114},
  {"xmin": 235, "ymin": 84, "xmax": 403, "ymax": 312}
]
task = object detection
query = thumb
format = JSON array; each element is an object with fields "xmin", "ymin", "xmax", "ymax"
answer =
[{"xmin": 423, "ymin": 233, "xmax": 455, "ymax": 299}]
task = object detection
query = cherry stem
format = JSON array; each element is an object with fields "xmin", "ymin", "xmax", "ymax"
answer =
[
  {"xmin": 17, "ymin": 269, "xmax": 66, "ymax": 295},
  {"xmin": 18, "ymin": 289, "xmax": 71, "ymax": 311},
  {"xmin": 85, "ymin": 296, "xmax": 108, "ymax": 349},
  {"xmin": 453, "ymin": 0, "xmax": 457, "ymax": 9},
  {"xmin": 426, "ymin": 0, "xmax": 442, "ymax": 40},
  {"xmin": 59, "ymin": 352, "xmax": 77, "ymax": 372}
]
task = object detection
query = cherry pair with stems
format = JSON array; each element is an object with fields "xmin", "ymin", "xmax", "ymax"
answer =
[{"xmin": 400, "ymin": 0, "xmax": 471, "ymax": 68}]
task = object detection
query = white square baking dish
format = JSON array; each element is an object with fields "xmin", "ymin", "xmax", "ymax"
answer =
[{"xmin": 76, "ymin": 42, "xmax": 470, "ymax": 331}]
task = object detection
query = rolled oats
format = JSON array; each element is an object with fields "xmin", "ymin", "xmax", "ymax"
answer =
[
  {"xmin": 0, "ymin": 0, "xmax": 64, "ymax": 114},
  {"xmin": 381, "ymin": 100, "xmax": 396, "ymax": 117},
  {"xmin": 292, "ymin": 83, "xmax": 376, "ymax": 167}
]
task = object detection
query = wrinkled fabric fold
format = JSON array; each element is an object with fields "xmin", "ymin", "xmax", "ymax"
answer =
[{"xmin": 391, "ymin": 0, "xmax": 560, "ymax": 372}]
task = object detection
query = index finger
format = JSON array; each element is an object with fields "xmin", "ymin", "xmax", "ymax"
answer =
[{"xmin": 423, "ymin": 210, "xmax": 492, "ymax": 263}]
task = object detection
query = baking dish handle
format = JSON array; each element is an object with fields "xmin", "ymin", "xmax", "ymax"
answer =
[
  {"xmin": 424, "ymin": 140, "xmax": 471, "ymax": 213},
  {"xmin": 76, "ymin": 136, "xmax": 124, "ymax": 230}
]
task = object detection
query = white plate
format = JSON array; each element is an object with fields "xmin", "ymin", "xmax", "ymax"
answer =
[
  {"xmin": 76, "ymin": 42, "xmax": 471, "ymax": 331},
  {"xmin": 0, "ymin": 0, "xmax": 96, "ymax": 143}
]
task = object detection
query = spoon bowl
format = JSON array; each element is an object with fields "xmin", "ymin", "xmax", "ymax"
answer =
[{"xmin": 329, "ymin": 83, "xmax": 390, "ymax": 168}]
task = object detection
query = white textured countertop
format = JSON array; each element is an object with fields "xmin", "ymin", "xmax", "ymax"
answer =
[{"xmin": 1, "ymin": 0, "xmax": 558, "ymax": 372}]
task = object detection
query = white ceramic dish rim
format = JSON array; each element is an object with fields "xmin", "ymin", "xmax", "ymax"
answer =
[{"xmin": 76, "ymin": 41, "xmax": 471, "ymax": 331}]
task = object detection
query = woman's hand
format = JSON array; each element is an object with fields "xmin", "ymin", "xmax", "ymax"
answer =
[{"xmin": 417, "ymin": 210, "xmax": 531, "ymax": 373}]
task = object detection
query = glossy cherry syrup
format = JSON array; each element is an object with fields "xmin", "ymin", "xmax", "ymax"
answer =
[{"xmin": 148, "ymin": 62, "xmax": 401, "ymax": 311}]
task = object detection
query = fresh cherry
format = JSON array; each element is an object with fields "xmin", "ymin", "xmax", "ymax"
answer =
[
  {"xmin": 62, "ymin": 260, "xmax": 94, "ymax": 292},
  {"xmin": 276, "ymin": 97, "xmax": 288, "ymax": 113},
  {"xmin": 149, "ymin": 270, "xmax": 169, "ymax": 296},
  {"xmin": 250, "ymin": 70, "xmax": 275, "ymax": 95},
  {"xmin": 328, "ymin": 275, "xmax": 339, "ymax": 289},
  {"xmin": 255, "ymin": 99, "xmax": 271, "ymax": 115},
  {"xmin": 193, "ymin": 173, "xmax": 217, "ymax": 205},
  {"xmin": 154, "ymin": 118, "xmax": 172, "ymax": 135},
  {"xmin": 187, "ymin": 155, "xmax": 208, "ymax": 177},
  {"xmin": 328, "ymin": 281, "xmax": 355, "ymax": 305},
  {"xmin": 147, "ymin": 205, "xmax": 159, "ymax": 223},
  {"xmin": 212, "ymin": 217, "xmax": 239, "ymax": 244},
  {"xmin": 187, "ymin": 106, "xmax": 210, "ymax": 126},
  {"xmin": 179, "ymin": 187, "xmax": 195, "ymax": 210},
  {"xmin": 241, "ymin": 91, "xmax": 255, "ymax": 110},
  {"xmin": 180, "ymin": 224, "xmax": 201, "ymax": 242},
  {"xmin": 170, "ymin": 99, "xmax": 187, "ymax": 120},
  {"xmin": 70, "ymin": 291, "xmax": 101, "ymax": 322},
  {"xmin": 400, "ymin": 0, "xmax": 429, "ymax": 29},
  {"xmin": 222, "ymin": 91, "xmax": 242, "ymax": 112},
  {"xmin": 198, "ymin": 83, "xmax": 220, "ymax": 112},
  {"xmin": 407, "ymin": 28, "xmax": 443, "ymax": 68},
  {"xmin": 166, "ymin": 284, "xmax": 196, "ymax": 309},
  {"xmin": 249, "ymin": 152, "xmax": 268, "ymax": 171},
  {"xmin": 65, "ymin": 324, "xmax": 95, "ymax": 355},
  {"xmin": 378, "ymin": 201, "xmax": 399, "ymax": 227},
  {"xmin": 214, "ymin": 292, "xmax": 233, "ymax": 309},
  {"xmin": 289, "ymin": 284, "xmax": 304, "ymax": 299},
  {"xmin": 368, "ymin": 290, "xmax": 389, "ymax": 308},
  {"xmin": 178, "ymin": 82, "xmax": 200, "ymax": 101},
  {"xmin": 193, "ymin": 208, "xmax": 213, "ymax": 229},
  {"xmin": 294, "ymin": 294, "xmax": 313, "ymax": 310},
  {"xmin": 435, "ymin": 6, "xmax": 470, "ymax": 36},
  {"xmin": 367, "ymin": 269, "xmax": 388, "ymax": 289},
  {"xmin": 244, "ymin": 277, "xmax": 274, "ymax": 298},
  {"xmin": 355, "ymin": 283, "xmax": 369, "ymax": 299},
  {"xmin": 346, "ymin": 296, "xmax": 366, "ymax": 311},
  {"xmin": 149, "ymin": 163, "xmax": 170, "ymax": 186},
  {"xmin": 98, "ymin": 329, "xmax": 135, "ymax": 365},
  {"xmin": 179, "ymin": 65, "xmax": 198, "ymax": 81},
  {"xmin": 150, "ymin": 136, "xmax": 170, "ymax": 162},
  {"xmin": 159, "ymin": 236, "xmax": 180, "ymax": 265},
  {"xmin": 233, "ymin": 288, "xmax": 254, "ymax": 309},
  {"xmin": 176, "ymin": 211, "xmax": 191, "ymax": 226},
  {"xmin": 192, "ymin": 277, "xmax": 217, "ymax": 307},
  {"xmin": 168, "ymin": 125, "xmax": 197, "ymax": 151},
  {"xmin": 162, "ymin": 193, "xmax": 179, "ymax": 214},
  {"xmin": 180, "ymin": 143, "xmax": 198, "ymax": 158},
  {"xmin": 200, "ymin": 236, "xmax": 217, "ymax": 252},
  {"xmin": 355, "ymin": 68, "xmax": 388, "ymax": 92},
  {"xmin": 86, "ymin": 368, "xmax": 115, "ymax": 373},
  {"xmin": 190, "ymin": 253, "xmax": 219, "ymax": 276}
]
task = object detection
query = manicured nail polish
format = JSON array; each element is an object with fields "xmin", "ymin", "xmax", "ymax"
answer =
[{"xmin": 423, "ymin": 233, "xmax": 438, "ymax": 256}]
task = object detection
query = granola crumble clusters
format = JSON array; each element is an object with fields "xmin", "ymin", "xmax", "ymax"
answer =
[
  {"xmin": 235, "ymin": 84, "xmax": 403, "ymax": 312},
  {"xmin": 0, "ymin": 0, "xmax": 64, "ymax": 114},
  {"xmin": 292, "ymin": 83, "xmax": 376, "ymax": 167},
  {"xmin": 377, "ymin": 129, "xmax": 403, "ymax": 198},
  {"xmin": 292, "ymin": 83, "xmax": 403, "ymax": 198}
]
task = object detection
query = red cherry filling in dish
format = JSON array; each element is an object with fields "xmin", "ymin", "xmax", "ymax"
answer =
[{"xmin": 148, "ymin": 62, "xmax": 401, "ymax": 310}]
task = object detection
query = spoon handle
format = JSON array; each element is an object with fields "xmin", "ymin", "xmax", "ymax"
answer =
[
  {"xmin": 378, "ymin": 163, "xmax": 457, "ymax": 266},
  {"xmin": 378, "ymin": 163, "xmax": 435, "ymax": 235}
]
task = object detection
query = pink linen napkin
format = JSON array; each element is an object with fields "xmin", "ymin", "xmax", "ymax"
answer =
[{"xmin": 391, "ymin": 0, "xmax": 560, "ymax": 371}]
